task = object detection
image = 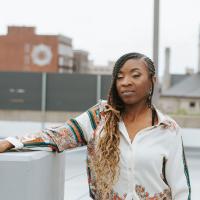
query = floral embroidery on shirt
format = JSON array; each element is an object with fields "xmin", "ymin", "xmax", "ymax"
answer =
[
  {"xmin": 135, "ymin": 185, "xmax": 172, "ymax": 200},
  {"xmin": 161, "ymin": 118, "xmax": 178, "ymax": 131},
  {"xmin": 111, "ymin": 191, "xmax": 127, "ymax": 200}
]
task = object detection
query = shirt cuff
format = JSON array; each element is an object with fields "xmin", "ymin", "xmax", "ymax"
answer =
[{"xmin": 5, "ymin": 137, "xmax": 24, "ymax": 149}]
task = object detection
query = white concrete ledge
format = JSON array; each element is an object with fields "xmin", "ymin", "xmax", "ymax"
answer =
[{"xmin": 0, "ymin": 151, "xmax": 65, "ymax": 200}]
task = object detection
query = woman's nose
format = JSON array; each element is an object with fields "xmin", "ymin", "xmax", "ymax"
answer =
[{"xmin": 121, "ymin": 76, "xmax": 132, "ymax": 86}]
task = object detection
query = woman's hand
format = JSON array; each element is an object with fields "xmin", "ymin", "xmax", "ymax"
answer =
[{"xmin": 0, "ymin": 140, "xmax": 14, "ymax": 153}]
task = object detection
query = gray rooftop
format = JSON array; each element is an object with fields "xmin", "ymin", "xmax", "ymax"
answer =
[
  {"xmin": 162, "ymin": 73, "xmax": 200, "ymax": 98},
  {"xmin": 171, "ymin": 74, "xmax": 190, "ymax": 87}
]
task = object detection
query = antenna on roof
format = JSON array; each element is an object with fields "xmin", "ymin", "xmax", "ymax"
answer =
[{"xmin": 198, "ymin": 24, "xmax": 200, "ymax": 73}]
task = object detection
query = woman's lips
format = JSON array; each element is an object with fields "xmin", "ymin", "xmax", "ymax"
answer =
[{"xmin": 121, "ymin": 91, "xmax": 136, "ymax": 96}]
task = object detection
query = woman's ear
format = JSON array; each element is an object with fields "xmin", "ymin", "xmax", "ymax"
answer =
[{"xmin": 152, "ymin": 76, "xmax": 157, "ymax": 84}]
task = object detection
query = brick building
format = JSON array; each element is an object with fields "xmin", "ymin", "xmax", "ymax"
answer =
[{"xmin": 0, "ymin": 26, "xmax": 73, "ymax": 73}]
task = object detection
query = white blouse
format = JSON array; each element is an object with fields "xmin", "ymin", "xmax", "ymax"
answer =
[{"xmin": 6, "ymin": 100, "xmax": 191, "ymax": 200}]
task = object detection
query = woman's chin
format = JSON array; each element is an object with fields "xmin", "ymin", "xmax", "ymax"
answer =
[{"xmin": 121, "ymin": 98, "xmax": 138, "ymax": 105}]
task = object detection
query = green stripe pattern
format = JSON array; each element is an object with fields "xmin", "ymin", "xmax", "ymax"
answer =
[
  {"xmin": 181, "ymin": 139, "xmax": 191, "ymax": 200},
  {"xmin": 70, "ymin": 119, "xmax": 86, "ymax": 144},
  {"xmin": 87, "ymin": 110, "xmax": 97, "ymax": 130}
]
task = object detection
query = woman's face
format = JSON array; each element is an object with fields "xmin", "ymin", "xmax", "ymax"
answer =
[{"xmin": 116, "ymin": 58, "xmax": 154, "ymax": 106}]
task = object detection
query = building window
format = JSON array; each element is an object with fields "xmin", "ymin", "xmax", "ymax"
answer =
[{"xmin": 189, "ymin": 102, "xmax": 196, "ymax": 108}]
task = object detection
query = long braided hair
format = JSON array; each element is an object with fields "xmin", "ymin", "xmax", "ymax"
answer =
[{"xmin": 93, "ymin": 52, "xmax": 156, "ymax": 199}]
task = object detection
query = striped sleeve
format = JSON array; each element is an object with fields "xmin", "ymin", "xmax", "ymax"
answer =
[
  {"xmin": 6, "ymin": 102, "xmax": 103, "ymax": 152},
  {"xmin": 165, "ymin": 129, "xmax": 191, "ymax": 200},
  {"xmin": 74, "ymin": 102, "xmax": 102, "ymax": 141},
  {"xmin": 50, "ymin": 102, "xmax": 102, "ymax": 151}
]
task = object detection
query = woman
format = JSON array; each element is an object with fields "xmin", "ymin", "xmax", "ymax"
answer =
[{"xmin": 0, "ymin": 52, "xmax": 191, "ymax": 200}]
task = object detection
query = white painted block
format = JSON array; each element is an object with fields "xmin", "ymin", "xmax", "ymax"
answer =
[{"xmin": 0, "ymin": 151, "xmax": 65, "ymax": 200}]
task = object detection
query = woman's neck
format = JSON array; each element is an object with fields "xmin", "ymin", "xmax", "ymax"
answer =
[{"xmin": 122, "ymin": 100, "xmax": 151, "ymax": 122}]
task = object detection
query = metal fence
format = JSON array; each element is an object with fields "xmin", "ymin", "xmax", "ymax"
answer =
[{"xmin": 0, "ymin": 72, "xmax": 112, "ymax": 111}]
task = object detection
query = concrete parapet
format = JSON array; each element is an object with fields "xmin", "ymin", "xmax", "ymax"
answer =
[{"xmin": 0, "ymin": 110, "xmax": 200, "ymax": 128}]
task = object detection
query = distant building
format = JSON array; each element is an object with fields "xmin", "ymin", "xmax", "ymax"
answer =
[
  {"xmin": 73, "ymin": 49, "xmax": 114, "ymax": 74},
  {"xmin": 87, "ymin": 61, "xmax": 114, "ymax": 75},
  {"xmin": 73, "ymin": 50, "xmax": 89, "ymax": 73},
  {"xmin": 160, "ymin": 73, "xmax": 200, "ymax": 114},
  {"xmin": 160, "ymin": 47, "xmax": 200, "ymax": 114},
  {"xmin": 0, "ymin": 26, "xmax": 73, "ymax": 73}
]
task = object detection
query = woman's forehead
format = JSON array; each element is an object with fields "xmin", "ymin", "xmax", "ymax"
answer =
[{"xmin": 118, "ymin": 59, "xmax": 147, "ymax": 73}]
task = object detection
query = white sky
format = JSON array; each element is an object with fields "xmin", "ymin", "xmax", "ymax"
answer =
[{"xmin": 0, "ymin": 0, "xmax": 200, "ymax": 78}]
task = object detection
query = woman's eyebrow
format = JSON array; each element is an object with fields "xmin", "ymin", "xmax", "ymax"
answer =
[
  {"xmin": 130, "ymin": 68, "xmax": 141, "ymax": 72},
  {"xmin": 118, "ymin": 67, "xmax": 141, "ymax": 74}
]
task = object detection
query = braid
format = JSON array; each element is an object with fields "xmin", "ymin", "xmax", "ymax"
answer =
[
  {"xmin": 92, "ymin": 89, "xmax": 121, "ymax": 199},
  {"xmin": 143, "ymin": 57, "xmax": 156, "ymax": 107},
  {"xmin": 92, "ymin": 52, "xmax": 156, "ymax": 199},
  {"xmin": 112, "ymin": 53, "xmax": 146, "ymax": 78}
]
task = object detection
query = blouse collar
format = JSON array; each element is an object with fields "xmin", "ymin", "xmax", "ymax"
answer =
[{"xmin": 99, "ymin": 100, "xmax": 178, "ymax": 131}]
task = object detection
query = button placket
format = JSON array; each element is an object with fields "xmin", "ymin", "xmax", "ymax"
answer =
[
  {"xmin": 126, "ymin": 143, "xmax": 134, "ymax": 190},
  {"xmin": 130, "ymin": 136, "xmax": 138, "ymax": 192}
]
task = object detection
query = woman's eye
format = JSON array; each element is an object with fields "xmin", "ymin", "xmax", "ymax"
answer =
[
  {"xmin": 117, "ymin": 76, "xmax": 123, "ymax": 79},
  {"xmin": 132, "ymin": 74, "xmax": 140, "ymax": 78}
]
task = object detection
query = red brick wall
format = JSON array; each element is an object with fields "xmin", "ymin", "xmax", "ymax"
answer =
[{"xmin": 0, "ymin": 27, "xmax": 59, "ymax": 72}]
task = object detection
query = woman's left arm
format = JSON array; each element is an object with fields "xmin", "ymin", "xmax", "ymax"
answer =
[{"xmin": 165, "ymin": 129, "xmax": 191, "ymax": 200}]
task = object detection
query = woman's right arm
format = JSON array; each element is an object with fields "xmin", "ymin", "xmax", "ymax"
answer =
[
  {"xmin": 0, "ymin": 102, "xmax": 102, "ymax": 153},
  {"xmin": 0, "ymin": 120, "xmax": 86, "ymax": 153}
]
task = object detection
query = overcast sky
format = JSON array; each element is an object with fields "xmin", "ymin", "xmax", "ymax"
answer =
[{"xmin": 0, "ymin": 0, "xmax": 200, "ymax": 78}]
